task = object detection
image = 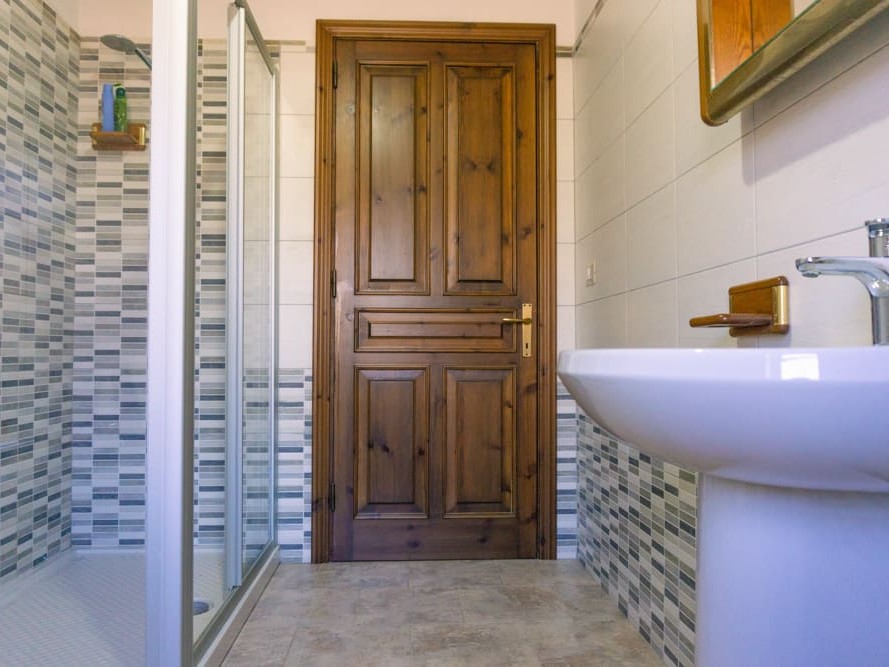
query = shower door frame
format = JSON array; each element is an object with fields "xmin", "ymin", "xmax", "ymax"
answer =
[
  {"xmin": 145, "ymin": 0, "xmax": 198, "ymax": 664},
  {"xmin": 223, "ymin": 0, "xmax": 280, "ymax": 594},
  {"xmin": 146, "ymin": 0, "xmax": 279, "ymax": 664}
]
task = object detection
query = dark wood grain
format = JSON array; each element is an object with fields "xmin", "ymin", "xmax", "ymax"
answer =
[
  {"xmin": 314, "ymin": 21, "xmax": 556, "ymax": 562},
  {"xmin": 358, "ymin": 65, "xmax": 429, "ymax": 293},
  {"xmin": 444, "ymin": 367, "xmax": 516, "ymax": 515},
  {"xmin": 355, "ymin": 367, "xmax": 428, "ymax": 517},
  {"xmin": 446, "ymin": 66, "xmax": 514, "ymax": 292}
]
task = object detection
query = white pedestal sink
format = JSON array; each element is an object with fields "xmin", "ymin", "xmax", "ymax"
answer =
[{"xmin": 558, "ymin": 347, "xmax": 889, "ymax": 666}]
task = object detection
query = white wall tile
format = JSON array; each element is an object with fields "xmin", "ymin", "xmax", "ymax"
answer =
[
  {"xmin": 557, "ymin": 180, "xmax": 575, "ymax": 244},
  {"xmin": 576, "ymin": 295, "xmax": 628, "ymax": 348},
  {"xmin": 576, "ymin": 135, "xmax": 625, "ymax": 239},
  {"xmin": 676, "ymin": 260, "xmax": 756, "ymax": 348},
  {"xmin": 574, "ymin": 0, "xmax": 623, "ymax": 112},
  {"xmin": 574, "ymin": 232, "xmax": 594, "ymax": 303},
  {"xmin": 628, "ymin": 281, "xmax": 678, "ymax": 347},
  {"xmin": 557, "ymin": 242, "xmax": 575, "ymax": 305},
  {"xmin": 757, "ymin": 231, "xmax": 872, "ymax": 347},
  {"xmin": 244, "ymin": 240, "xmax": 272, "ymax": 306},
  {"xmin": 574, "ymin": 97, "xmax": 594, "ymax": 178},
  {"xmin": 244, "ymin": 305, "xmax": 273, "ymax": 369},
  {"xmin": 278, "ymin": 304, "xmax": 313, "ymax": 369},
  {"xmin": 580, "ymin": 61, "xmax": 624, "ymax": 169},
  {"xmin": 557, "ymin": 57, "xmax": 574, "ymax": 120},
  {"xmin": 623, "ymin": 0, "xmax": 673, "ymax": 125},
  {"xmin": 278, "ymin": 240, "xmax": 314, "ymax": 305},
  {"xmin": 674, "ymin": 62, "xmax": 743, "ymax": 176},
  {"xmin": 671, "ymin": 0, "xmax": 698, "ymax": 75},
  {"xmin": 622, "ymin": 0, "xmax": 662, "ymax": 47},
  {"xmin": 627, "ymin": 184, "xmax": 677, "ymax": 289},
  {"xmin": 573, "ymin": 165, "xmax": 592, "ymax": 242},
  {"xmin": 626, "ymin": 87, "xmax": 675, "ymax": 208},
  {"xmin": 279, "ymin": 51, "xmax": 316, "ymax": 116},
  {"xmin": 575, "ymin": 215, "xmax": 627, "ymax": 303},
  {"xmin": 676, "ymin": 138, "xmax": 755, "ymax": 274},
  {"xmin": 558, "ymin": 304, "xmax": 576, "ymax": 353},
  {"xmin": 279, "ymin": 177, "xmax": 314, "ymax": 241},
  {"xmin": 571, "ymin": 35, "xmax": 596, "ymax": 115},
  {"xmin": 278, "ymin": 114, "xmax": 315, "ymax": 178},
  {"xmin": 557, "ymin": 118, "xmax": 575, "ymax": 183},
  {"xmin": 754, "ymin": 42, "xmax": 889, "ymax": 254},
  {"xmin": 574, "ymin": 0, "xmax": 598, "ymax": 44},
  {"xmin": 245, "ymin": 181, "xmax": 274, "ymax": 243}
]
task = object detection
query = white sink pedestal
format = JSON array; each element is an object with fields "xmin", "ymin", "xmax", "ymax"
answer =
[
  {"xmin": 698, "ymin": 475, "xmax": 889, "ymax": 666},
  {"xmin": 557, "ymin": 347, "xmax": 889, "ymax": 665}
]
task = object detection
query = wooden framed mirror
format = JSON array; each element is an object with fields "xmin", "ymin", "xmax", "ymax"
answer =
[{"xmin": 698, "ymin": 0, "xmax": 889, "ymax": 125}]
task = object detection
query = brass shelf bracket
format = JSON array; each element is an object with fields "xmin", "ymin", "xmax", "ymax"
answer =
[
  {"xmin": 90, "ymin": 123, "xmax": 148, "ymax": 151},
  {"xmin": 690, "ymin": 276, "xmax": 789, "ymax": 337}
]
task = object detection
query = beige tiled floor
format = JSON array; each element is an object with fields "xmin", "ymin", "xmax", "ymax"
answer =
[{"xmin": 223, "ymin": 560, "xmax": 663, "ymax": 666}]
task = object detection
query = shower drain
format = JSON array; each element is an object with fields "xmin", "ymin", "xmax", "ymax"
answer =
[{"xmin": 193, "ymin": 599, "xmax": 212, "ymax": 615}]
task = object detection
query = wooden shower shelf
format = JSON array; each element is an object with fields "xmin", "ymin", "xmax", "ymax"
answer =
[{"xmin": 90, "ymin": 123, "xmax": 147, "ymax": 151}]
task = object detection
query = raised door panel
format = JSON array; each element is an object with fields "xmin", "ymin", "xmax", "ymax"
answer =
[
  {"xmin": 357, "ymin": 65, "xmax": 430, "ymax": 294},
  {"xmin": 354, "ymin": 367, "xmax": 429, "ymax": 518},
  {"xmin": 355, "ymin": 309, "xmax": 520, "ymax": 353},
  {"xmin": 444, "ymin": 367, "xmax": 516, "ymax": 516},
  {"xmin": 445, "ymin": 65, "xmax": 516, "ymax": 295}
]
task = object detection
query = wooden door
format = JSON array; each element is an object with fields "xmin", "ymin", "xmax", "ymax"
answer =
[{"xmin": 313, "ymin": 22, "xmax": 556, "ymax": 561}]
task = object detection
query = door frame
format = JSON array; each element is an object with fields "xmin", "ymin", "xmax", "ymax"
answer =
[{"xmin": 312, "ymin": 19, "xmax": 557, "ymax": 562}]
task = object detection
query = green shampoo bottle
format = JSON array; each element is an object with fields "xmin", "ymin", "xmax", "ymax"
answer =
[{"xmin": 114, "ymin": 86, "xmax": 128, "ymax": 132}]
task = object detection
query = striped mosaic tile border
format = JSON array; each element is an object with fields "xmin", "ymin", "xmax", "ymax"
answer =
[
  {"xmin": 556, "ymin": 381, "xmax": 578, "ymax": 560},
  {"xmin": 193, "ymin": 38, "xmax": 228, "ymax": 547},
  {"xmin": 0, "ymin": 0, "xmax": 79, "ymax": 584},
  {"xmin": 71, "ymin": 37, "xmax": 151, "ymax": 547},
  {"xmin": 576, "ymin": 412, "xmax": 696, "ymax": 666},
  {"xmin": 276, "ymin": 369, "xmax": 312, "ymax": 563}
]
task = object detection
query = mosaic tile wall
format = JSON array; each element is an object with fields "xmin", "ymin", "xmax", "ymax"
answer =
[
  {"xmin": 576, "ymin": 412, "xmax": 696, "ymax": 666},
  {"xmin": 0, "ymin": 0, "xmax": 79, "ymax": 584},
  {"xmin": 70, "ymin": 35, "xmax": 303, "ymax": 554},
  {"xmin": 71, "ymin": 38, "xmax": 151, "ymax": 547},
  {"xmin": 556, "ymin": 382, "xmax": 578, "ymax": 560},
  {"xmin": 193, "ymin": 38, "xmax": 228, "ymax": 547},
  {"xmin": 276, "ymin": 369, "xmax": 312, "ymax": 563}
]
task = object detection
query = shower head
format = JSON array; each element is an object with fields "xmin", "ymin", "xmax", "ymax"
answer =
[{"xmin": 100, "ymin": 34, "xmax": 152, "ymax": 70}]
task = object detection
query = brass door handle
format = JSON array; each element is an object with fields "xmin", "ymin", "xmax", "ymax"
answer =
[{"xmin": 502, "ymin": 304, "xmax": 532, "ymax": 357}]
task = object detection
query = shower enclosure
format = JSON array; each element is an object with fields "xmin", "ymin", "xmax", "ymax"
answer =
[{"xmin": 0, "ymin": 0, "xmax": 278, "ymax": 663}]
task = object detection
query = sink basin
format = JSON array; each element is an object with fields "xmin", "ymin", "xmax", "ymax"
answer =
[
  {"xmin": 558, "ymin": 346, "xmax": 889, "ymax": 492},
  {"xmin": 558, "ymin": 347, "xmax": 889, "ymax": 666}
]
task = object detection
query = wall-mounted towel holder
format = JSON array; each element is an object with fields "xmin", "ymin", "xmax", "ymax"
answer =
[{"xmin": 690, "ymin": 276, "xmax": 789, "ymax": 337}]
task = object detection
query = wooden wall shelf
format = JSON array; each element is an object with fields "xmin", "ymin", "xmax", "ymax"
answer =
[
  {"xmin": 690, "ymin": 276, "xmax": 790, "ymax": 337},
  {"xmin": 90, "ymin": 123, "xmax": 147, "ymax": 151}
]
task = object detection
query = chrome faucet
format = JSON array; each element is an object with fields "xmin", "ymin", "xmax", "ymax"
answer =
[{"xmin": 795, "ymin": 219, "xmax": 889, "ymax": 345}]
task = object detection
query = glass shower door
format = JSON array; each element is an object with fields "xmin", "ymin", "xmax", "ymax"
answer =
[
  {"xmin": 223, "ymin": 0, "xmax": 277, "ymax": 592},
  {"xmin": 191, "ymin": 0, "xmax": 277, "ymax": 651},
  {"xmin": 238, "ymin": 15, "xmax": 276, "ymax": 574}
]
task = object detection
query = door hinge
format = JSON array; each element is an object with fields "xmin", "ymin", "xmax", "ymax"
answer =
[
  {"xmin": 330, "ymin": 269, "xmax": 337, "ymax": 299},
  {"xmin": 328, "ymin": 482, "xmax": 336, "ymax": 512},
  {"xmin": 332, "ymin": 61, "xmax": 338, "ymax": 89}
]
